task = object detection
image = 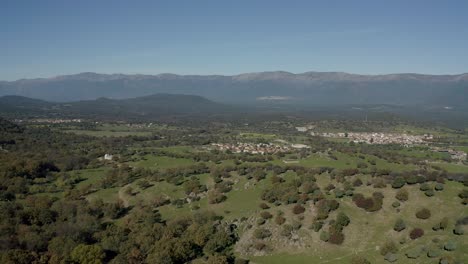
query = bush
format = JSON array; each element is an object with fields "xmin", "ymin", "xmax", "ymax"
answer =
[
  {"xmin": 435, "ymin": 183, "xmax": 444, "ymax": 191},
  {"xmin": 253, "ymin": 242, "xmax": 266, "ymax": 251},
  {"xmin": 405, "ymin": 247, "xmax": 422, "ymax": 259},
  {"xmin": 234, "ymin": 258, "xmax": 249, "ymax": 264},
  {"xmin": 425, "ymin": 189, "xmax": 435, "ymax": 197},
  {"xmin": 260, "ymin": 211, "xmax": 273, "ymax": 219},
  {"xmin": 392, "ymin": 177, "xmax": 406, "ymax": 188},
  {"xmin": 275, "ymin": 215, "xmax": 286, "ymax": 225},
  {"xmin": 351, "ymin": 256, "xmax": 370, "ymax": 264},
  {"xmin": 384, "ymin": 253, "xmax": 398, "ymax": 262},
  {"xmin": 259, "ymin": 203, "xmax": 270, "ymax": 209},
  {"xmin": 319, "ymin": 231, "xmax": 330, "ymax": 242},
  {"xmin": 253, "ymin": 228, "xmax": 271, "ymax": 239},
  {"xmin": 395, "ymin": 188, "xmax": 409, "ymax": 202},
  {"xmin": 311, "ymin": 220, "xmax": 323, "ymax": 232},
  {"xmin": 444, "ymin": 240, "xmax": 457, "ymax": 251},
  {"xmin": 256, "ymin": 218, "xmax": 266, "ymax": 225},
  {"xmin": 292, "ymin": 204, "xmax": 305, "ymax": 214},
  {"xmin": 427, "ymin": 248, "xmax": 441, "ymax": 258},
  {"xmin": 415, "ymin": 208, "xmax": 431, "ymax": 219},
  {"xmin": 353, "ymin": 178, "xmax": 363, "ymax": 187},
  {"xmin": 208, "ymin": 190, "xmax": 226, "ymax": 204},
  {"xmin": 393, "ymin": 219, "xmax": 406, "ymax": 232},
  {"xmin": 328, "ymin": 231, "xmax": 344, "ymax": 245},
  {"xmin": 380, "ymin": 241, "xmax": 398, "ymax": 256},
  {"xmin": 280, "ymin": 224, "xmax": 293, "ymax": 238},
  {"xmin": 433, "ymin": 217, "xmax": 449, "ymax": 231},
  {"xmin": 453, "ymin": 225, "xmax": 464, "ymax": 235},
  {"xmin": 334, "ymin": 189, "xmax": 345, "ymax": 198},
  {"xmin": 409, "ymin": 228, "xmax": 424, "ymax": 239},
  {"xmin": 336, "ymin": 212, "xmax": 350, "ymax": 227},
  {"xmin": 392, "ymin": 201, "xmax": 400, "ymax": 208},
  {"xmin": 419, "ymin": 183, "xmax": 430, "ymax": 191}
]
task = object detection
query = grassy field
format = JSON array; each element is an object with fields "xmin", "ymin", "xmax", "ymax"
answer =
[
  {"xmin": 128, "ymin": 154, "xmax": 195, "ymax": 169},
  {"xmin": 249, "ymin": 180, "xmax": 467, "ymax": 264}
]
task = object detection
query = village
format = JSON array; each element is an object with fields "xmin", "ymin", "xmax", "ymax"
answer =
[
  {"xmin": 210, "ymin": 142, "xmax": 293, "ymax": 155},
  {"xmin": 310, "ymin": 131, "xmax": 434, "ymax": 146}
]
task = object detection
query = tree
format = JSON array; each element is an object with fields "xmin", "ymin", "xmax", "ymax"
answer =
[
  {"xmin": 393, "ymin": 219, "xmax": 406, "ymax": 232},
  {"xmin": 70, "ymin": 244, "xmax": 105, "ymax": 264}
]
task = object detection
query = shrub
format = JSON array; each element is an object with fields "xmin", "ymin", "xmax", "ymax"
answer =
[
  {"xmin": 435, "ymin": 183, "xmax": 444, "ymax": 191},
  {"xmin": 311, "ymin": 220, "xmax": 323, "ymax": 232},
  {"xmin": 351, "ymin": 256, "xmax": 370, "ymax": 264},
  {"xmin": 253, "ymin": 228, "xmax": 271, "ymax": 239},
  {"xmin": 405, "ymin": 247, "xmax": 422, "ymax": 259},
  {"xmin": 395, "ymin": 189, "xmax": 408, "ymax": 202},
  {"xmin": 433, "ymin": 217, "xmax": 449, "ymax": 231},
  {"xmin": 439, "ymin": 256, "xmax": 455, "ymax": 264},
  {"xmin": 427, "ymin": 248, "xmax": 441, "ymax": 258},
  {"xmin": 253, "ymin": 242, "xmax": 266, "ymax": 251},
  {"xmin": 415, "ymin": 208, "xmax": 431, "ymax": 219},
  {"xmin": 392, "ymin": 177, "xmax": 406, "ymax": 188},
  {"xmin": 336, "ymin": 212, "xmax": 350, "ymax": 227},
  {"xmin": 392, "ymin": 201, "xmax": 400, "ymax": 208},
  {"xmin": 208, "ymin": 190, "xmax": 226, "ymax": 204},
  {"xmin": 444, "ymin": 240, "xmax": 457, "ymax": 251},
  {"xmin": 275, "ymin": 215, "xmax": 286, "ymax": 225},
  {"xmin": 256, "ymin": 218, "xmax": 266, "ymax": 225},
  {"xmin": 260, "ymin": 211, "xmax": 272, "ymax": 220},
  {"xmin": 453, "ymin": 225, "xmax": 464, "ymax": 235},
  {"xmin": 328, "ymin": 231, "xmax": 344, "ymax": 245},
  {"xmin": 409, "ymin": 228, "xmax": 424, "ymax": 240},
  {"xmin": 419, "ymin": 183, "xmax": 430, "ymax": 191},
  {"xmin": 259, "ymin": 203, "xmax": 270, "ymax": 209},
  {"xmin": 334, "ymin": 189, "xmax": 345, "ymax": 198},
  {"xmin": 280, "ymin": 224, "xmax": 293, "ymax": 238},
  {"xmin": 393, "ymin": 219, "xmax": 406, "ymax": 232},
  {"xmin": 425, "ymin": 189, "xmax": 435, "ymax": 197},
  {"xmin": 384, "ymin": 253, "xmax": 398, "ymax": 262},
  {"xmin": 292, "ymin": 204, "xmax": 305, "ymax": 215},
  {"xmin": 353, "ymin": 178, "xmax": 363, "ymax": 187},
  {"xmin": 319, "ymin": 231, "xmax": 330, "ymax": 242},
  {"xmin": 380, "ymin": 241, "xmax": 398, "ymax": 256}
]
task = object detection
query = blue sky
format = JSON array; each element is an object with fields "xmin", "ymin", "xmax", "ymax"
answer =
[{"xmin": 1, "ymin": 0, "xmax": 468, "ymax": 80}]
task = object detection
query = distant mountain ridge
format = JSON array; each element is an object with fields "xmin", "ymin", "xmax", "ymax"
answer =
[{"xmin": 1, "ymin": 71, "xmax": 467, "ymax": 107}]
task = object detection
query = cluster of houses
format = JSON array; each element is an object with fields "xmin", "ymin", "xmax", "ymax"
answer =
[
  {"xmin": 310, "ymin": 131, "xmax": 433, "ymax": 146},
  {"xmin": 431, "ymin": 147, "xmax": 467, "ymax": 161},
  {"xmin": 15, "ymin": 118, "xmax": 83, "ymax": 124},
  {"xmin": 211, "ymin": 142, "xmax": 291, "ymax": 154}
]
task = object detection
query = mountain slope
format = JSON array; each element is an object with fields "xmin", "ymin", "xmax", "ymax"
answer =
[
  {"xmin": 0, "ymin": 72, "xmax": 467, "ymax": 107},
  {"xmin": 0, "ymin": 94, "xmax": 229, "ymax": 119}
]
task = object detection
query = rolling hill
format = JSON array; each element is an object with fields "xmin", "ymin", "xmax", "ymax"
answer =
[{"xmin": 0, "ymin": 94, "xmax": 230, "ymax": 120}]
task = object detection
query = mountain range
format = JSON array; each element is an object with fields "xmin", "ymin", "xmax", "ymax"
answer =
[{"xmin": 1, "ymin": 71, "xmax": 467, "ymax": 107}]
